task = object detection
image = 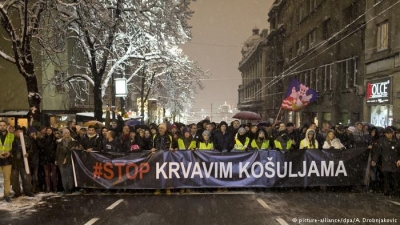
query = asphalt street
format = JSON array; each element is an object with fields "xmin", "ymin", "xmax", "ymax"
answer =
[{"xmin": 0, "ymin": 189, "xmax": 399, "ymax": 225}]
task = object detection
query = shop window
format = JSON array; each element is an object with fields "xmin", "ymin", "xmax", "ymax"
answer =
[{"xmin": 371, "ymin": 105, "xmax": 389, "ymax": 127}]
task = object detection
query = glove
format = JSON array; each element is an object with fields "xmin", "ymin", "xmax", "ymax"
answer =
[
  {"xmin": 303, "ymin": 146, "xmax": 308, "ymax": 150},
  {"xmin": 330, "ymin": 146, "xmax": 335, "ymax": 150}
]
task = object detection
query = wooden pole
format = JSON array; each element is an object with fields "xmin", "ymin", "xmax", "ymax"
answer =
[
  {"xmin": 19, "ymin": 132, "xmax": 30, "ymax": 174},
  {"xmin": 273, "ymin": 107, "xmax": 283, "ymax": 127}
]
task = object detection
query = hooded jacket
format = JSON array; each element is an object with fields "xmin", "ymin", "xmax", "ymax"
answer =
[
  {"xmin": 250, "ymin": 129, "xmax": 270, "ymax": 150},
  {"xmin": 300, "ymin": 129, "xmax": 319, "ymax": 150}
]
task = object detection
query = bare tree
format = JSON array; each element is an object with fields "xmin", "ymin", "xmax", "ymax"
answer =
[
  {"xmin": 0, "ymin": 0, "xmax": 48, "ymax": 122},
  {"xmin": 55, "ymin": 0, "xmax": 195, "ymax": 121},
  {"xmin": 128, "ymin": 47, "xmax": 208, "ymax": 123}
]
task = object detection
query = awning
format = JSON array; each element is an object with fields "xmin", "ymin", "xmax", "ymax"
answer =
[
  {"xmin": 0, "ymin": 111, "xmax": 29, "ymax": 116},
  {"xmin": 76, "ymin": 112, "xmax": 142, "ymax": 121}
]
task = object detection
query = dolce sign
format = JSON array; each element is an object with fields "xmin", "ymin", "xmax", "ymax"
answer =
[{"xmin": 366, "ymin": 78, "xmax": 391, "ymax": 104}]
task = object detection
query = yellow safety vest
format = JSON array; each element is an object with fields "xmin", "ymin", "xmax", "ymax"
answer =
[
  {"xmin": 0, "ymin": 132, "xmax": 14, "ymax": 153},
  {"xmin": 299, "ymin": 139, "xmax": 318, "ymax": 149},
  {"xmin": 198, "ymin": 142, "xmax": 214, "ymax": 150},
  {"xmin": 177, "ymin": 138, "xmax": 196, "ymax": 150},
  {"xmin": 234, "ymin": 134, "xmax": 250, "ymax": 150},
  {"xmin": 274, "ymin": 139, "xmax": 292, "ymax": 150},
  {"xmin": 251, "ymin": 139, "xmax": 270, "ymax": 150}
]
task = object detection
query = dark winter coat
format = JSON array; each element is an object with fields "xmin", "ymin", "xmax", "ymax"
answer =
[
  {"xmin": 28, "ymin": 136, "xmax": 40, "ymax": 167},
  {"xmin": 38, "ymin": 134, "xmax": 57, "ymax": 165},
  {"xmin": 372, "ymin": 138, "xmax": 400, "ymax": 172},
  {"xmin": 353, "ymin": 130, "xmax": 370, "ymax": 148},
  {"xmin": 287, "ymin": 130, "xmax": 300, "ymax": 149},
  {"xmin": 213, "ymin": 130, "xmax": 234, "ymax": 152},
  {"xmin": 103, "ymin": 138, "xmax": 121, "ymax": 153},
  {"xmin": 142, "ymin": 137, "xmax": 152, "ymax": 150},
  {"xmin": 151, "ymin": 133, "xmax": 176, "ymax": 150},
  {"xmin": 80, "ymin": 134, "xmax": 102, "ymax": 151},
  {"xmin": 11, "ymin": 135, "xmax": 32, "ymax": 169}
]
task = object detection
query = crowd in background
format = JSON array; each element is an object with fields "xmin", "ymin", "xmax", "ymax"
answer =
[{"xmin": 0, "ymin": 107, "xmax": 399, "ymax": 200}]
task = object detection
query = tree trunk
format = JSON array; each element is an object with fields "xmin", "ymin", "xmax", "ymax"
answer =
[
  {"xmin": 140, "ymin": 74, "xmax": 145, "ymax": 124},
  {"xmin": 26, "ymin": 75, "xmax": 41, "ymax": 123},
  {"xmin": 93, "ymin": 78, "xmax": 103, "ymax": 121}
]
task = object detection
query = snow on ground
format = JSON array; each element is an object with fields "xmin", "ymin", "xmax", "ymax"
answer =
[{"xmin": 0, "ymin": 173, "xmax": 61, "ymax": 215}]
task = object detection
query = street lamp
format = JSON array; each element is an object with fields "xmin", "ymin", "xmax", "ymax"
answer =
[{"xmin": 115, "ymin": 78, "xmax": 128, "ymax": 116}]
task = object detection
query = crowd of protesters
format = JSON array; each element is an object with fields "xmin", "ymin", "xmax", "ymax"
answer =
[{"xmin": 0, "ymin": 107, "xmax": 399, "ymax": 201}]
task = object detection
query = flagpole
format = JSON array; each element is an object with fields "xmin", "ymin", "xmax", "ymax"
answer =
[{"xmin": 273, "ymin": 106, "xmax": 282, "ymax": 127}]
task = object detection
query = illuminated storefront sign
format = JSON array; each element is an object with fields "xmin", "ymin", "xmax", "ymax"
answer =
[{"xmin": 366, "ymin": 78, "xmax": 391, "ymax": 104}]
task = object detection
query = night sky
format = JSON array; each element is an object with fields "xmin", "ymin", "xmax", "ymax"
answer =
[{"xmin": 181, "ymin": 0, "xmax": 274, "ymax": 118}]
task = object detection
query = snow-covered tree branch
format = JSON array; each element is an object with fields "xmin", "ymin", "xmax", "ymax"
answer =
[{"xmin": 0, "ymin": 0, "xmax": 49, "ymax": 122}]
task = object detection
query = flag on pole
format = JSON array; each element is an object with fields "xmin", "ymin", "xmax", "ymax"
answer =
[{"xmin": 281, "ymin": 79, "xmax": 318, "ymax": 111}]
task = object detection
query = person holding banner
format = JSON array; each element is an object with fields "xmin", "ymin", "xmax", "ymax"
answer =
[
  {"xmin": 103, "ymin": 131, "xmax": 121, "ymax": 153},
  {"xmin": 322, "ymin": 130, "xmax": 345, "ymax": 150},
  {"xmin": 234, "ymin": 127, "xmax": 250, "ymax": 151},
  {"xmin": 197, "ymin": 130, "xmax": 214, "ymax": 150},
  {"xmin": 124, "ymin": 129, "xmax": 142, "ymax": 153},
  {"xmin": 214, "ymin": 121, "xmax": 234, "ymax": 152},
  {"xmin": 151, "ymin": 123, "xmax": 176, "ymax": 152},
  {"xmin": 11, "ymin": 126, "xmax": 34, "ymax": 198},
  {"xmin": 177, "ymin": 128, "xmax": 196, "ymax": 150},
  {"xmin": 299, "ymin": 129, "xmax": 318, "ymax": 150},
  {"xmin": 250, "ymin": 129, "xmax": 270, "ymax": 150},
  {"xmin": 55, "ymin": 129, "xmax": 78, "ymax": 194},
  {"xmin": 151, "ymin": 123, "xmax": 176, "ymax": 195},
  {"xmin": 0, "ymin": 121, "xmax": 14, "ymax": 202},
  {"xmin": 80, "ymin": 125, "xmax": 102, "ymax": 153},
  {"xmin": 274, "ymin": 130, "xmax": 293, "ymax": 151}
]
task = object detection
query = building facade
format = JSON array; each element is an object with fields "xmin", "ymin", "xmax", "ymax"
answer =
[
  {"xmin": 260, "ymin": 0, "xmax": 367, "ymax": 127},
  {"xmin": 238, "ymin": 27, "xmax": 269, "ymax": 120},
  {"xmin": 364, "ymin": 0, "xmax": 400, "ymax": 128}
]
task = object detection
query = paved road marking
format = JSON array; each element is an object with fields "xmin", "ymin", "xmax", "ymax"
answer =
[
  {"xmin": 276, "ymin": 217, "xmax": 289, "ymax": 225},
  {"xmin": 190, "ymin": 191, "xmax": 256, "ymax": 195},
  {"xmin": 106, "ymin": 199, "xmax": 124, "ymax": 210},
  {"xmin": 84, "ymin": 218, "xmax": 99, "ymax": 225},
  {"xmin": 388, "ymin": 200, "xmax": 400, "ymax": 206},
  {"xmin": 256, "ymin": 198, "xmax": 272, "ymax": 210}
]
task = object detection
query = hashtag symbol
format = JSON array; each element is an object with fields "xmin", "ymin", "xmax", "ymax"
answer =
[{"xmin": 93, "ymin": 162, "xmax": 103, "ymax": 179}]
